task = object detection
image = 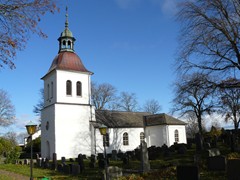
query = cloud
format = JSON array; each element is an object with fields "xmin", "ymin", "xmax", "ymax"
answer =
[{"xmin": 151, "ymin": 0, "xmax": 178, "ymax": 16}]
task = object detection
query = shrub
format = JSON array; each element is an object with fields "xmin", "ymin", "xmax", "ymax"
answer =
[{"xmin": 0, "ymin": 137, "xmax": 21, "ymax": 164}]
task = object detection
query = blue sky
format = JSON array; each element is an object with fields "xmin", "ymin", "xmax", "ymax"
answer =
[{"xmin": 0, "ymin": 0, "xmax": 180, "ymax": 134}]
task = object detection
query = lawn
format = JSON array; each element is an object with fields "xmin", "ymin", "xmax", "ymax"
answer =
[{"xmin": 0, "ymin": 143, "xmax": 236, "ymax": 179}]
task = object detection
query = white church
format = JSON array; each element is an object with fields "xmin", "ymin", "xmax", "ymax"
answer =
[{"xmin": 40, "ymin": 12, "xmax": 187, "ymax": 160}]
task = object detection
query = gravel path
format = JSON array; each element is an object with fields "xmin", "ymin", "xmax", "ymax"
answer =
[{"xmin": 0, "ymin": 169, "xmax": 29, "ymax": 180}]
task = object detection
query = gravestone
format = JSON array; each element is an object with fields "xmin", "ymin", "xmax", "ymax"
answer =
[
  {"xmin": 57, "ymin": 163, "xmax": 63, "ymax": 172},
  {"xmin": 51, "ymin": 153, "xmax": 57, "ymax": 170},
  {"xmin": 89, "ymin": 155, "xmax": 96, "ymax": 168},
  {"xmin": 78, "ymin": 154, "xmax": 85, "ymax": 172},
  {"xmin": 207, "ymin": 148, "xmax": 221, "ymax": 157},
  {"xmin": 98, "ymin": 158, "xmax": 105, "ymax": 169},
  {"xmin": 72, "ymin": 164, "xmax": 81, "ymax": 175},
  {"xmin": 227, "ymin": 159, "xmax": 240, "ymax": 180},
  {"xmin": 36, "ymin": 157, "xmax": 42, "ymax": 167},
  {"xmin": 63, "ymin": 164, "xmax": 71, "ymax": 174},
  {"xmin": 177, "ymin": 144, "xmax": 187, "ymax": 154},
  {"xmin": 140, "ymin": 141, "xmax": 150, "ymax": 172},
  {"xmin": 207, "ymin": 156, "xmax": 226, "ymax": 171},
  {"xmin": 122, "ymin": 154, "xmax": 129, "ymax": 165},
  {"xmin": 61, "ymin": 157, "xmax": 66, "ymax": 165},
  {"xmin": 24, "ymin": 159, "xmax": 29, "ymax": 165},
  {"xmin": 44, "ymin": 158, "xmax": 50, "ymax": 169},
  {"xmin": 177, "ymin": 165, "xmax": 199, "ymax": 180},
  {"xmin": 112, "ymin": 150, "xmax": 118, "ymax": 160},
  {"xmin": 107, "ymin": 166, "xmax": 123, "ymax": 180},
  {"xmin": 41, "ymin": 158, "xmax": 45, "ymax": 168}
]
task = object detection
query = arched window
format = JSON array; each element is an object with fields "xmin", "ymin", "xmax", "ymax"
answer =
[
  {"xmin": 140, "ymin": 132, "xmax": 145, "ymax": 143},
  {"xmin": 123, "ymin": 132, "xmax": 129, "ymax": 146},
  {"xmin": 51, "ymin": 82, "xmax": 53, "ymax": 98},
  {"xmin": 66, "ymin": 80, "xmax": 72, "ymax": 95},
  {"xmin": 67, "ymin": 40, "xmax": 71, "ymax": 48},
  {"xmin": 62, "ymin": 40, "xmax": 66, "ymax": 48},
  {"xmin": 76, "ymin": 81, "xmax": 82, "ymax": 96},
  {"xmin": 174, "ymin": 130, "xmax": 179, "ymax": 142},
  {"xmin": 47, "ymin": 84, "xmax": 50, "ymax": 100}
]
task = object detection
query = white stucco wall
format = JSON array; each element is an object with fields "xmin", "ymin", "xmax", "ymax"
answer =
[
  {"xmin": 145, "ymin": 125, "xmax": 168, "ymax": 147},
  {"xmin": 41, "ymin": 69, "xmax": 94, "ymax": 160},
  {"xmin": 167, "ymin": 125, "xmax": 187, "ymax": 146},
  {"xmin": 95, "ymin": 127, "xmax": 145, "ymax": 154},
  {"xmin": 145, "ymin": 125, "xmax": 187, "ymax": 147},
  {"xmin": 56, "ymin": 70, "xmax": 91, "ymax": 104}
]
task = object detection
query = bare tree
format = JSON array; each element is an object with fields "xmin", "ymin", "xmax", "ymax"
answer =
[
  {"xmin": 0, "ymin": 89, "xmax": 15, "ymax": 126},
  {"xmin": 33, "ymin": 88, "xmax": 44, "ymax": 120},
  {"xmin": 0, "ymin": 0, "xmax": 58, "ymax": 69},
  {"xmin": 184, "ymin": 112, "xmax": 207, "ymax": 138},
  {"xmin": 172, "ymin": 73, "xmax": 216, "ymax": 135},
  {"xmin": 143, "ymin": 99, "xmax": 161, "ymax": 114},
  {"xmin": 91, "ymin": 82, "xmax": 117, "ymax": 110},
  {"xmin": 176, "ymin": 0, "xmax": 240, "ymax": 78},
  {"xmin": 217, "ymin": 78, "xmax": 240, "ymax": 132},
  {"xmin": 118, "ymin": 92, "xmax": 139, "ymax": 112}
]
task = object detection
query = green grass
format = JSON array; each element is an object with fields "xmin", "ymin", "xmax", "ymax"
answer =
[{"xmin": 0, "ymin": 143, "xmax": 236, "ymax": 179}]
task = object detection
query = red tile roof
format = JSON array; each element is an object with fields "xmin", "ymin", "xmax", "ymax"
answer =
[{"xmin": 48, "ymin": 51, "xmax": 92, "ymax": 74}]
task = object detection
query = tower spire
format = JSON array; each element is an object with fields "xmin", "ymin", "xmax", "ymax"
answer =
[
  {"xmin": 65, "ymin": 6, "xmax": 69, "ymax": 29},
  {"xmin": 58, "ymin": 6, "xmax": 75, "ymax": 53}
]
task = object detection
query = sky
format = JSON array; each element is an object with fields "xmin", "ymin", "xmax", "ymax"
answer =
[{"xmin": 0, "ymin": 0, "xmax": 227, "ymax": 136}]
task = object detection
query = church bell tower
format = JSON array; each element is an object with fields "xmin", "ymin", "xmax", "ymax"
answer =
[{"xmin": 41, "ymin": 8, "xmax": 95, "ymax": 159}]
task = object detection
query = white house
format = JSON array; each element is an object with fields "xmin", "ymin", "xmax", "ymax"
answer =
[{"xmin": 40, "ymin": 11, "xmax": 187, "ymax": 160}]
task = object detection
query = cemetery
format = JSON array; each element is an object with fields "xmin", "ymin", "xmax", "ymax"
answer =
[{"xmin": 1, "ymin": 127, "xmax": 240, "ymax": 179}]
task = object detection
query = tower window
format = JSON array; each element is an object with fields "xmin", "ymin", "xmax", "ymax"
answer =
[
  {"xmin": 67, "ymin": 40, "xmax": 71, "ymax": 48},
  {"xmin": 174, "ymin": 130, "xmax": 179, "ymax": 142},
  {"xmin": 51, "ymin": 82, "xmax": 53, "ymax": 98},
  {"xmin": 66, "ymin": 80, "xmax": 72, "ymax": 95},
  {"xmin": 76, "ymin": 81, "xmax": 82, "ymax": 96},
  {"xmin": 123, "ymin": 132, "xmax": 129, "ymax": 146},
  {"xmin": 47, "ymin": 84, "xmax": 49, "ymax": 100},
  {"xmin": 62, "ymin": 40, "xmax": 66, "ymax": 48},
  {"xmin": 140, "ymin": 132, "xmax": 145, "ymax": 143}
]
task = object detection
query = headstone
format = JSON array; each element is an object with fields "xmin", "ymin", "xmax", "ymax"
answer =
[
  {"xmin": 63, "ymin": 164, "xmax": 71, "ymax": 174},
  {"xmin": 36, "ymin": 158, "xmax": 42, "ymax": 167},
  {"xmin": 98, "ymin": 159, "xmax": 105, "ymax": 169},
  {"xmin": 72, "ymin": 164, "xmax": 81, "ymax": 175},
  {"xmin": 112, "ymin": 150, "xmax": 118, "ymax": 160},
  {"xmin": 78, "ymin": 154, "xmax": 85, "ymax": 172},
  {"xmin": 57, "ymin": 163, "xmax": 63, "ymax": 172},
  {"xmin": 89, "ymin": 155, "xmax": 96, "ymax": 168},
  {"xmin": 61, "ymin": 157, "xmax": 66, "ymax": 165},
  {"xmin": 24, "ymin": 159, "xmax": 29, "ymax": 165},
  {"xmin": 122, "ymin": 154, "xmax": 129, "ymax": 165},
  {"xmin": 41, "ymin": 158, "xmax": 45, "ymax": 168},
  {"xmin": 227, "ymin": 159, "xmax": 240, "ymax": 180},
  {"xmin": 51, "ymin": 153, "xmax": 57, "ymax": 170},
  {"xmin": 177, "ymin": 145, "xmax": 187, "ymax": 154},
  {"xmin": 107, "ymin": 166, "xmax": 123, "ymax": 180},
  {"xmin": 44, "ymin": 158, "xmax": 50, "ymax": 169},
  {"xmin": 207, "ymin": 148, "xmax": 221, "ymax": 157},
  {"xmin": 177, "ymin": 165, "xmax": 199, "ymax": 180},
  {"xmin": 140, "ymin": 141, "xmax": 150, "ymax": 172},
  {"xmin": 207, "ymin": 156, "xmax": 226, "ymax": 171}
]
